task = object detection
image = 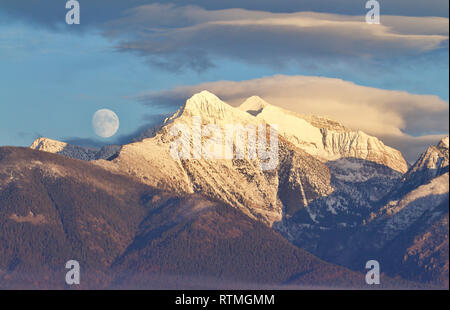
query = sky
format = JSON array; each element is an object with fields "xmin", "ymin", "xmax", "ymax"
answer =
[{"xmin": 0, "ymin": 0, "xmax": 448, "ymax": 162}]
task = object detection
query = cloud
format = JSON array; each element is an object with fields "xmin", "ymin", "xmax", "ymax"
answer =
[
  {"xmin": 0, "ymin": 0, "xmax": 448, "ymax": 29},
  {"xmin": 138, "ymin": 74, "xmax": 449, "ymax": 162},
  {"xmin": 103, "ymin": 4, "xmax": 448, "ymax": 72}
]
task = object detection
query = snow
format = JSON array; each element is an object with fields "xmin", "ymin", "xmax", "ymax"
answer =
[
  {"xmin": 245, "ymin": 100, "xmax": 408, "ymax": 173},
  {"xmin": 257, "ymin": 105, "xmax": 324, "ymax": 156},
  {"xmin": 238, "ymin": 96, "xmax": 268, "ymax": 113},
  {"xmin": 28, "ymin": 91, "xmax": 412, "ymax": 228},
  {"xmin": 378, "ymin": 172, "xmax": 449, "ymax": 241},
  {"xmin": 438, "ymin": 136, "xmax": 449, "ymax": 149},
  {"xmin": 30, "ymin": 137, "xmax": 98, "ymax": 161}
]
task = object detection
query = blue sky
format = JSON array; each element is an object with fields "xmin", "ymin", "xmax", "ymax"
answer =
[{"xmin": 0, "ymin": 1, "xmax": 448, "ymax": 161}]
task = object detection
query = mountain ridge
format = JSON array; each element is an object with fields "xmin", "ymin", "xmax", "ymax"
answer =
[{"xmin": 23, "ymin": 91, "xmax": 449, "ymax": 287}]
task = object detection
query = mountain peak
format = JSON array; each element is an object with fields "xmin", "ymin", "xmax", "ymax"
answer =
[
  {"xmin": 177, "ymin": 91, "xmax": 254, "ymax": 123},
  {"xmin": 403, "ymin": 135, "xmax": 449, "ymax": 183},
  {"xmin": 188, "ymin": 90, "xmax": 222, "ymax": 103},
  {"xmin": 30, "ymin": 137, "xmax": 98, "ymax": 161},
  {"xmin": 238, "ymin": 96, "xmax": 269, "ymax": 115},
  {"xmin": 438, "ymin": 136, "xmax": 449, "ymax": 149},
  {"xmin": 182, "ymin": 90, "xmax": 229, "ymax": 116},
  {"xmin": 30, "ymin": 137, "xmax": 121, "ymax": 161}
]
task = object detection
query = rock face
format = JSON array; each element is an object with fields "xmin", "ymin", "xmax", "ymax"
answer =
[
  {"xmin": 363, "ymin": 137, "xmax": 449, "ymax": 286},
  {"xmin": 109, "ymin": 91, "xmax": 334, "ymax": 225},
  {"xmin": 30, "ymin": 137, "xmax": 98, "ymax": 161},
  {"xmin": 275, "ymin": 157, "xmax": 404, "ymax": 254},
  {"xmin": 395, "ymin": 136, "xmax": 449, "ymax": 198},
  {"xmin": 290, "ymin": 137, "xmax": 449, "ymax": 287},
  {"xmin": 30, "ymin": 137, "xmax": 121, "ymax": 161},
  {"xmin": 239, "ymin": 96, "xmax": 408, "ymax": 173},
  {"xmin": 29, "ymin": 92, "xmax": 410, "ymax": 227},
  {"xmin": 26, "ymin": 91, "xmax": 448, "ymax": 287},
  {"xmin": 95, "ymin": 145, "xmax": 122, "ymax": 160}
]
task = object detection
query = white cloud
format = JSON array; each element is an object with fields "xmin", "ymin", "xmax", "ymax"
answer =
[{"xmin": 104, "ymin": 4, "xmax": 449, "ymax": 71}]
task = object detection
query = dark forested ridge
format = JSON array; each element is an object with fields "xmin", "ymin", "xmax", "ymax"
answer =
[
  {"xmin": 0, "ymin": 147, "xmax": 349, "ymax": 288},
  {"xmin": 0, "ymin": 147, "xmax": 422, "ymax": 289}
]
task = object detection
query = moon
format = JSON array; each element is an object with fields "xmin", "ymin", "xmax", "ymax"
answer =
[{"xmin": 92, "ymin": 109, "xmax": 120, "ymax": 138}]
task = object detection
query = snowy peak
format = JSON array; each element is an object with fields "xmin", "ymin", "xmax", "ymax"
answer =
[
  {"xmin": 437, "ymin": 136, "xmax": 449, "ymax": 150},
  {"xmin": 238, "ymin": 96, "xmax": 269, "ymax": 116},
  {"xmin": 30, "ymin": 138, "xmax": 121, "ymax": 161},
  {"xmin": 182, "ymin": 91, "xmax": 234, "ymax": 118},
  {"xmin": 405, "ymin": 136, "xmax": 449, "ymax": 179},
  {"xmin": 387, "ymin": 136, "xmax": 450, "ymax": 200},
  {"xmin": 30, "ymin": 137, "xmax": 98, "ymax": 161},
  {"xmin": 238, "ymin": 100, "xmax": 408, "ymax": 173},
  {"xmin": 129, "ymin": 90, "xmax": 408, "ymax": 173},
  {"xmin": 174, "ymin": 91, "xmax": 256, "ymax": 125},
  {"xmin": 184, "ymin": 90, "xmax": 224, "ymax": 112},
  {"xmin": 30, "ymin": 91, "xmax": 408, "ymax": 174}
]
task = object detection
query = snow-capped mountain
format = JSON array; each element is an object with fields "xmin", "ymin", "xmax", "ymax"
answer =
[
  {"xmin": 239, "ymin": 96, "xmax": 408, "ymax": 173},
  {"xmin": 305, "ymin": 137, "xmax": 449, "ymax": 286},
  {"xmin": 29, "ymin": 91, "xmax": 411, "ymax": 226},
  {"xmin": 27, "ymin": 91, "xmax": 448, "ymax": 286},
  {"xmin": 397, "ymin": 136, "xmax": 449, "ymax": 196},
  {"xmin": 31, "ymin": 137, "xmax": 98, "ymax": 161},
  {"xmin": 30, "ymin": 137, "xmax": 121, "ymax": 161},
  {"xmin": 100, "ymin": 91, "xmax": 335, "ymax": 225}
]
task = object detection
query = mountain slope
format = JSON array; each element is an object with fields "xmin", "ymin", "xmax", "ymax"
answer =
[
  {"xmin": 389, "ymin": 136, "xmax": 449, "ymax": 200},
  {"xmin": 98, "ymin": 91, "xmax": 335, "ymax": 225},
  {"xmin": 30, "ymin": 92, "xmax": 409, "ymax": 225},
  {"xmin": 239, "ymin": 96, "xmax": 408, "ymax": 173},
  {"xmin": 30, "ymin": 137, "xmax": 121, "ymax": 161},
  {"xmin": 0, "ymin": 146, "xmax": 370, "ymax": 289},
  {"xmin": 30, "ymin": 137, "xmax": 98, "ymax": 161},
  {"xmin": 110, "ymin": 194, "xmax": 367, "ymax": 289},
  {"xmin": 22, "ymin": 91, "xmax": 447, "ymax": 287},
  {"xmin": 297, "ymin": 138, "xmax": 449, "ymax": 287}
]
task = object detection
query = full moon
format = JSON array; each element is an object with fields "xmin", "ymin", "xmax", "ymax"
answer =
[{"xmin": 92, "ymin": 109, "xmax": 120, "ymax": 138}]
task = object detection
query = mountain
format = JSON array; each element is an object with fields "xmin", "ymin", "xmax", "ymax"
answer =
[
  {"xmin": 238, "ymin": 96, "xmax": 408, "ymax": 174},
  {"xmin": 93, "ymin": 91, "xmax": 336, "ymax": 225},
  {"xmin": 23, "ymin": 91, "xmax": 448, "ymax": 288},
  {"xmin": 30, "ymin": 137, "xmax": 98, "ymax": 161},
  {"xmin": 390, "ymin": 136, "xmax": 449, "ymax": 200},
  {"xmin": 361, "ymin": 137, "xmax": 449, "ymax": 286},
  {"xmin": 299, "ymin": 137, "xmax": 449, "ymax": 287},
  {"xmin": 30, "ymin": 137, "xmax": 121, "ymax": 161},
  {"xmin": 31, "ymin": 91, "xmax": 408, "ymax": 226},
  {"xmin": 0, "ymin": 146, "xmax": 372, "ymax": 289},
  {"xmin": 276, "ymin": 157, "xmax": 404, "ymax": 252}
]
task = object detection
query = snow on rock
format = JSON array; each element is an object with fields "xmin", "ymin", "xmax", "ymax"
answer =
[
  {"xmin": 30, "ymin": 138, "xmax": 121, "ymax": 161},
  {"xmin": 239, "ymin": 99, "xmax": 408, "ymax": 173},
  {"xmin": 438, "ymin": 136, "xmax": 449, "ymax": 149},
  {"xmin": 368, "ymin": 172, "xmax": 449, "ymax": 247},
  {"xmin": 110, "ymin": 91, "xmax": 334, "ymax": 226},
  {"xmin": 405, "ymin": 136, "xmax": 449, "ymax": 179},
  {"xmin": 95, "ymin": 145, "xmax": 122, "ymax": 160},
  {"xmin": 29, "ymin": 91, "xmax": 409, "ymax": 226},
  {"xmin": 238, "ymin": 96, "xmax": 268, "ymax": 115},
  {"xmin": 30, "ymin": 137, "xmax": 98, "ymax": 161}
]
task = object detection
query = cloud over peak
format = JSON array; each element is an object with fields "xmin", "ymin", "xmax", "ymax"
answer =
[{"xmin": 104, "ymin": 4, "xmax": 448, "ymax": 72}]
